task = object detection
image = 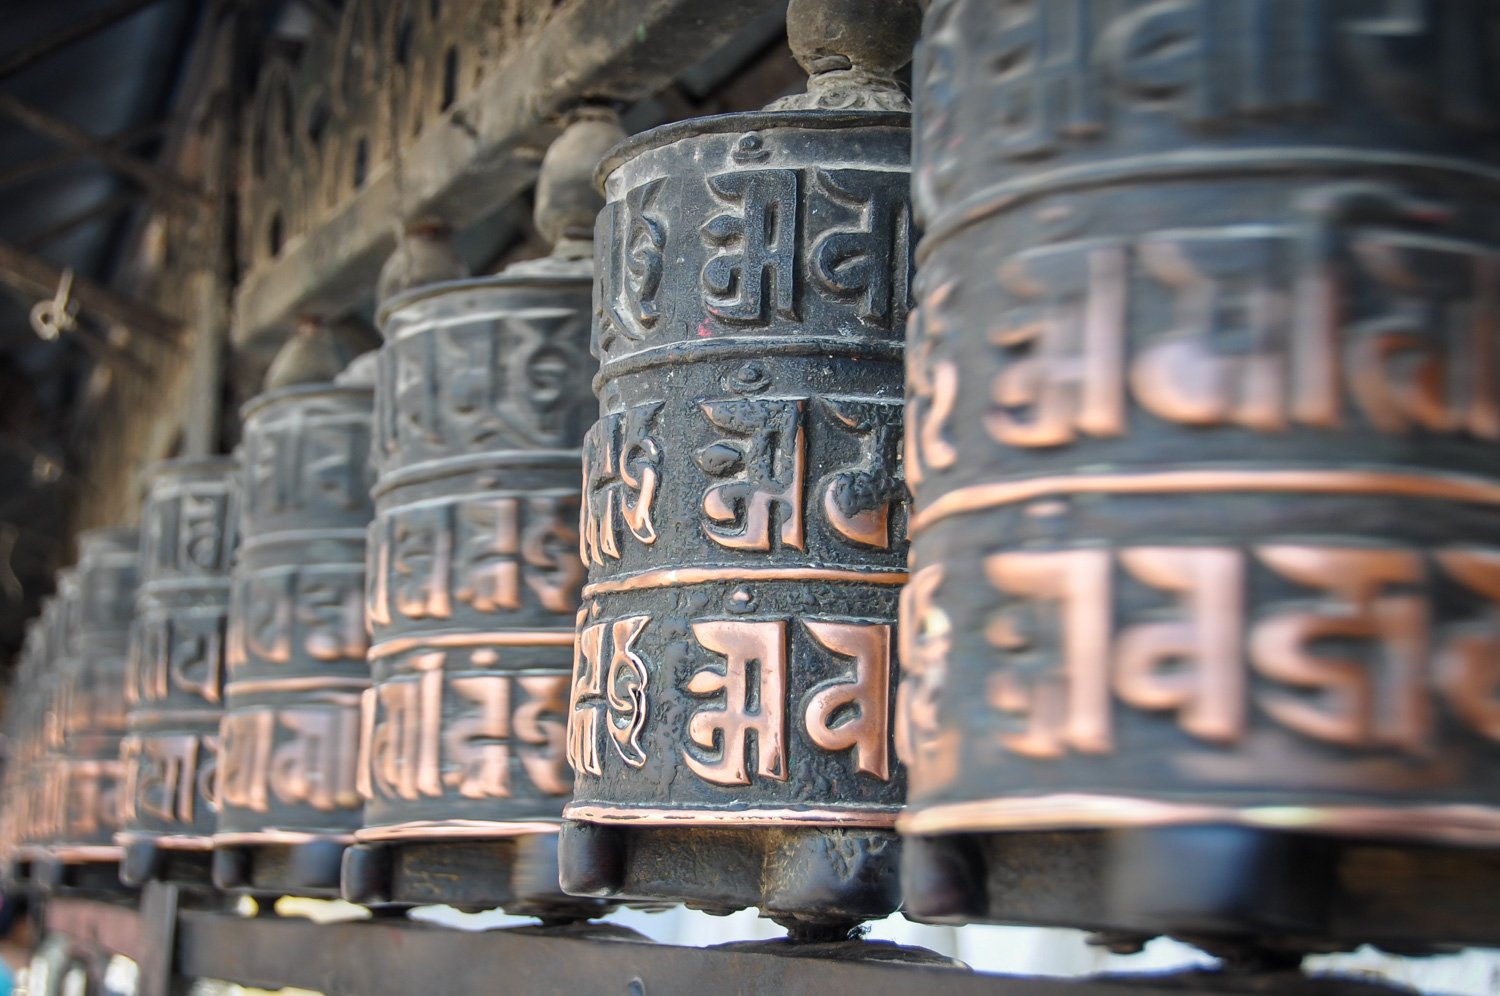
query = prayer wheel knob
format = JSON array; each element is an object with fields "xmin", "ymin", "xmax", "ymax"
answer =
[
  {"xmin": 265, "ymin": 317, "xmax": 363, "ymax": 390},
  {"xmin": 376, "ymin": 216, "xmax": 469, "ymax": 307},
  {"xmin": 785, "ymin": 0, "xmax": 921, "ymax": 77},
  {"xmin": 534, "ymin": 110, "xmax": 625, "ymax": 251}
]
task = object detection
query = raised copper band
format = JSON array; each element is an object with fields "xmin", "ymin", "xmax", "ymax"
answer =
[
  {"xmin": 47, "ymin": 845, "xmax": 124, "ymax": 863},
  {"xmin": 114, "ymin": 832, "xmax": 216, "ymax": 851},
  {"xmin": 353, "ymin": 820, "xmax": 562, "ymax": 842},
  {"xmin": 898, "ymin": 794, "xmax": 1500, "ymax": 847},
  {"xmin": 369, "ymin": 630, "xmax": 577, "ymax": 660},
  {"xmin": 225, "ymin": 676, "xmax": 369, "ymax": 696},
  {"xmin": 582, "ymin": 565, "xmax": 909, "ymax": 597},
  {"xmin": 915, "ymin": 146, "xmax": 1500, "ymax": 259},
  {"xmin": 564, "ymin": 804, "xmax": 900, "ymax": 828},
  {"xmin": 594, "ymin": 335, "xmax": 903, "ymax": 390},
  {"xmin": 913, "ymin": 468, "xmax": 1500, "ymax": 534},
  {"xmin": 126, "ymin": 709, "xmax": 224, "ymax": 725},
  {"xmin": 212, "ymin": 830, "xmax": 356, "ymax": 847}
]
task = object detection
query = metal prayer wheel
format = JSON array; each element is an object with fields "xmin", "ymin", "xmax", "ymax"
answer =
[
  {"xmin": 341, "ymin": 116, "xmax": 619, "ymax": 917},
  {"xmin": 0, "ymin": 625, "xmax": 31, "ymax": 877},
  {"xmin": 0, "ymin": 623, "xmax": 41, "ymax": 882},
  {"xmin": 28, "ymin": 580, "xmax": 85, "ymax": 885},
  {"xmin": 558, "ymin": 0, "xmax": 920, "ymax": 933},
  {"xmin": 119, "ymin": 457, "xmax": 239, "ymax": 888},
  {"xmin": 43, "ymin": 530, "xmax": 138, "ymax": 889},
  {"xmin": 900, "ymin": 0, "xmax": 1500, "ymax": 950},
  {"xmin": 4, "ymin": 597, "xmax": 61, "ymax": 883},
  {"xmin": 212, "ymin": 337, "xmax": 375, "ymax": 896}
]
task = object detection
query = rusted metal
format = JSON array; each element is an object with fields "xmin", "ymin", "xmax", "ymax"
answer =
[
  {"xmin": 899, "ymin": 0, "xmax": 1500, "ymax": 947},
  {"xmin": 344, "ymin": 116, "xmax": 619, "ymax": 918},
  {"xmin": 118, "ymin": 457, "xmax": 239, "ymax": 887},
  {"xmin": 42, "ymin": 530, "xmax": 138, "ymax": 883},
  {"xmin": 559, "ymin": 0, "xmax": 919, "ymax": 933},
  {"xmin": 212, "ymin": 336, "xmax": 376, "ymax": 897}
]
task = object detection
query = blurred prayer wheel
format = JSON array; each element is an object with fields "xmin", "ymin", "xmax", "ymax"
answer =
[
  {"xmin": 4, "ymin": 596, "xmax": 62, "ymax": 886},
  {"xmin": 899, "ymin": 0, "xmax": 1500, "ymax": 950},
  {"xmin": 118, "ymin": 457, "xmax": 238, "ymax": 888},
  {"xmin": 43, "ymin": 530, "xmax": 138, "ymax": 890},
  {"xmin": 212, "ymin": 335, "xmax": 375, "ymax": 896},
  {"xmin": 34, "ymin": 578, "xmax": 76, "ymax": 871},
  {"xmin": 341, "ymin": 116, "xmax": 618, "ymax": 918},
  {"xmin": 558, "ymin": 0, "xmax": 919, "ymax": 934}
]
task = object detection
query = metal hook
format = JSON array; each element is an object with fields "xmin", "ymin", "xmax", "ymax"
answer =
[{"xmin": 29, "ymin": 267, "xmax": 78, "ymax": 341}]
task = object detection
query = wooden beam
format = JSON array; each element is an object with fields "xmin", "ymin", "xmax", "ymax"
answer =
[
  {"xmin": 0, "ymin": 241, "xmax": 181, "ymax": 345},
  {"xmin": 0, "ymin": 92, "xmax": 206, "ymax": 208},
  {"xmin": 0, "ymin": 119, "xmax": 169, "ymax": 191},
  {"xmin": 232, "ymin": 0, "xmax": 782, "ymax": 364},
  {"xmin": 20, "ymin": 192, "xmax": 139, "ymax": 250},
  {"xmin": 0, "ymin": 0, "xmax": 164, "ymax": 82}
]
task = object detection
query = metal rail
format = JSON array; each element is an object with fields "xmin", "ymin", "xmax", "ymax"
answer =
[{"xmin": 32, "ymin": 885, "xmax": 1405, "ymax": 996}]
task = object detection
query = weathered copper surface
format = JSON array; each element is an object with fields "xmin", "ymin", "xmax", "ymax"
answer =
[
  {"xmin": 118, "ymin": 458, "xmax": 238, "ymax": 875},
  {"xmin": 899, "ymin": 0, "xmax": 1500, "ymax": 940},
  {"xmin": 213, "ymin": 376, "xmax": 374, "ymax": 895},
  {"xmin": 559, "ymin": 3, "xmax": 917, "ymax": 928},
  {"xmin": 48, "ymin": 530, "xmax": 139, "ymax": 866},
  {"xmin": 346, "ymin": 120, "xmax": 614, "ymax": 916}
]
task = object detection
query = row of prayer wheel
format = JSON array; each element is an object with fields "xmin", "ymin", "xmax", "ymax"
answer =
[{"xmin": 3, "ymin": 0, "xmax": 1500, "ymax": 951}]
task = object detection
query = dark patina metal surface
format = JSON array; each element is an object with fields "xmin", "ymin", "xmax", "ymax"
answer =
[
  {"xmin": 44, "ymin": 530, "xmax": 139, "ymax": 880},
  {"xmin": 559, "ymin": 0, "xmax": 918, "ymax": 932},
  {"xmin": 213, "ymin": 355, "xmax": 375, "ymax": 896},
  {"xmin": 344, "ymin": 117, "xmax": 617, "ymax": 917},
  {"xmin": 900, "ymin": 0, "xmax": 1500, "ymax": 945},
  {"xmin": 118, "ymin": 457, "xmax": 239, "ymax": 886}
]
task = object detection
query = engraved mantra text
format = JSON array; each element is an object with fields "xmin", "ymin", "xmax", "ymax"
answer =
[
  {"xmin": 583, "ymin": 397, "xmax": 904, "ymax": 563},
  {"xmin": 570, "ymin": 614, "xmax": 892, "ymax": 786},
  {"xmin": 909, "ymin": 210, "xmax": 1500, "ymax": 481},
  {"xmin": 219, "ymin": 702, "xmax": 361, "ymax": 814},
  {"xmin": 368, "ymin": 495, "xmax": 582, "ymax": 627},
  {"xmin": 922, "ymin": 0, "xmax": 1498, "ymax": 165},
  {"xmin": 358, "ymin": 660, "xmax": 570, "ymax": 803},
  {"xmin": 901, "ymin": 546, "xmax": 1500, "ymax": 773}
]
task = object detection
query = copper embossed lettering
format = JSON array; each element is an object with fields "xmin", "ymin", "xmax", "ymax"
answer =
[
  {"xmin": 698, "ymin": 398, "xmax": 806, "ymax": 551},
  {"xmin": 515, "ymin": 675, "xmax": 572, "ymax": 796},
  {"xmin": 988, "ymin": 245, "xmax": 1127, "ymax": 447},
  {"xmin": 1115, "ymin": 547, "xmax": 1245, "ymax": 743},
  {"xmin": 803, "ymin": 620, "xmax": 892, "ymax": 780},
  {"xmin": 818, "ymin": 398, "xmax": 905, "ymax": 550},
  {"xmin": 684, "ymin": 620, "xmax": 788, "ymax": 785},
  {"xmin": 701, "ymin": 169, "xmax": 798, "ymax": 324},
  {"xmin": 986, "ymin": 550, "xmax": 1113, "ymax": 757},
  {"xmin": 1251, "ymin": 546, "xmax": 1430, "ymax": 753},
  {"xmin": 445, "ymin": 675, "xmax": 512, "ymax": 799}
]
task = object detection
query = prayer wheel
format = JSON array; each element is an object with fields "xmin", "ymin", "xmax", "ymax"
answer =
[
  {"xmin": 4, "ymin": 597, "xmax": 60, "ymax": 885},
  {"xmin": 33, "ymin": 579, "xmax": 76, "ymax": 872},
  {"xmin": 558, "ymin": 0, "xmax": 920, "ymax": 934},
  {"xmin": 900, "ymin": 0, "xmax": 1500, "ymax": 950},
  {"xmin": 118, "ymin": 457, "xmax": 239, "ymax": 888},
  {"xmin": 340, "ymin": 116, "xmax": 618, "ymax": 918},
  {"xmin": 0, "ymin": 621, "xmax": 34, "ymax": 880},
  {"xmin": 42, "ymin": 530, "xmax": 138, "ymax": 890},
  {"xmin": 212, "ymin": 332, "xmax": 375, "ymax": 896}
]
